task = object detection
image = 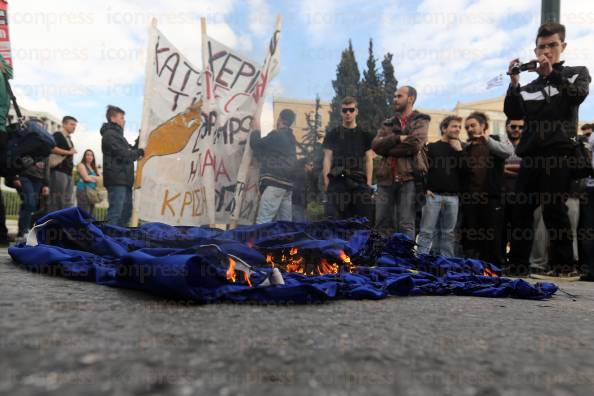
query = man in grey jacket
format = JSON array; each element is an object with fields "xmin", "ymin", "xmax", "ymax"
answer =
[{"xmin": 101, "ymin": 105, "xmax": 144, "ymax": 227}]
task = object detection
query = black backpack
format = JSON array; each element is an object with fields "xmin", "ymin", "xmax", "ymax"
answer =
[{"xmin": 0, "ymin": 77, "xmax": 56, "ymax": 178}]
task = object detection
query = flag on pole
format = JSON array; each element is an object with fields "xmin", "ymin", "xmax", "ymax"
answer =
[{"xmin": 486, "ymin": 74, "xmax": 504, "ymax": 89}]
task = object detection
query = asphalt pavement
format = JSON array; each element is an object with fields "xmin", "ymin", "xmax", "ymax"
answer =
[{"xmin": 2, "ymin": 249, "xmax": 594, "ymax": 396}]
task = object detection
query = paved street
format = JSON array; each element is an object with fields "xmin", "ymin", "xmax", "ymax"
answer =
[{"xmin": 2, "ymin": 249, "xmax": 594, "ymax": 396}]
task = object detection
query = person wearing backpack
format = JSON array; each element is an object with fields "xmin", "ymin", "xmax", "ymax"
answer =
[
  {"xmin": 75, "ymin": 149, "xmax": 102, "ymax": 215},
  {"xmin": 48, "ymin": 116, "xmax": 77, "ymax": 212}
]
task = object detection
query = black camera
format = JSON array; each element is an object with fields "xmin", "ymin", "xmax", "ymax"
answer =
[{"xmin": 509, "ymin": 60, "xmax": 538, "ymax": 75}]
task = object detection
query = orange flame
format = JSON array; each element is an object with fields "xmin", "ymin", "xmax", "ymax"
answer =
[
  {"xmin": 264, "ymin": 248, "xmax": 356, "ymax": 276},
  {"xmin": 243, "ymin": 272, "xmax": 253, "ymax": 287},
  {"xmin": 266, "ymin": 254, "xmax": 275, "ymax": 268},
  {"xmin": 226, "ymin": 257, "xmax": 253, "ymax": 287},
  {"xmin": 482, "ymin": 267, "xmax": 497, "ymax": 277},
  {"xmin": 226, "ymin": 258, "xmax": 237, "ymax": 283}
]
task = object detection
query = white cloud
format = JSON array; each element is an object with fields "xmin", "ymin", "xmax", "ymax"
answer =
[
  {"xmin": 378, "ymin": 0, "xmax": 594, "ymax": 115},
  {"xmin": 9, "ymin": 0, "xmax": 238, "ymax": 93},
  {"xmin": 378, "ymin": 0, "xmax": 538, "ymax": 102},
  {"xmin": 246, "ymin": 0, "xmax": 274, "ymax": 37}
]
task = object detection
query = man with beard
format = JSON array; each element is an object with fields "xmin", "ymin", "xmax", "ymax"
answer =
[
  {"xmin": 372, "ymin": 86, "xmax": 430, "ymax": 239},
  {"xmin": 416, "ymin": 116, "xmax": 464, "ymax": 257}
]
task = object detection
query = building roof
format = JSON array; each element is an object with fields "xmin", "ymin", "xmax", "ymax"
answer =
[{"xmin": 454, "ymin": 96, "xmax": 505, "ymax": 112}]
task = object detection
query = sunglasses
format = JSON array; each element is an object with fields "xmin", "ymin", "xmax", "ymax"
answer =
[
  {"xmin": 342, "ymin": 108, "xmax": 356, "ymax": 114},
  {"xmin": 509, "ymin": 125, "xmax": 523, "ymax": 130}
]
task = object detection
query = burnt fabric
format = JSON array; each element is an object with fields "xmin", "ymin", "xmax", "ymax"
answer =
[{"xmin": 8, "ymin": 208, "xmax": 557, "ymax": 303}]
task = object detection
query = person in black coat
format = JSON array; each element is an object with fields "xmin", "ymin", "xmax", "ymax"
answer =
[
  {"xmin": 250, "ymin": 109, "xmax": 297, "ymax": 224},
  {"xmin": 504, "ymin": 22, "xmax": 591, "ymax": 277},
  {"xmin": 101, "ymin": 105, "xmax": 144, "ymax": 227},
  {"xmin": 461, "ymin": 112, "xmax": 512, "ymax": 266}
]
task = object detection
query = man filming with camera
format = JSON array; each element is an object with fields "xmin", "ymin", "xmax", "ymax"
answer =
[{"xmin": 504, "ymin": 22, "xmax": 591, "ymax": 279}]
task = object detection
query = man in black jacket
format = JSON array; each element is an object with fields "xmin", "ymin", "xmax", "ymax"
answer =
[
  {"xmin": 101, "ymin": 105, "xmax": 144, "ymax": 227},
  {"xmin": 250, "ymin": 109, "xmax": 297, "ymax": 224},
  {"xmin": 504, "ymin": 22, "xmax": 591, "ymax": 277}
]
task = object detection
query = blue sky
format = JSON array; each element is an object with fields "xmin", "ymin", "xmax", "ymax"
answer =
[{"xmin": 8, "ymin": 0, "xmax": 594, "ymax": 162}]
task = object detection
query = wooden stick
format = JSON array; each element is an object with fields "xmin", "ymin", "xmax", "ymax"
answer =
[{"xmin": 131, "ymin": 17, "xmax": 158, "ymax": 227}]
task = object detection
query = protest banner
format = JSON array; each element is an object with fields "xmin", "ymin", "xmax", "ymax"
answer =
[
  {"xmin": 201, "ymin": 17, "xmax": 280, "ymax": 225},
  {"xmin": 135, "ymin": 17, "xmax": 281, "ymax": 226},
  {"xmin": 135, "ymin": 19, "xmax": 214, "ymax": 225},
  {"xmin": 229, "ymin": 16, "xmax": 282, "ymax": 227}
]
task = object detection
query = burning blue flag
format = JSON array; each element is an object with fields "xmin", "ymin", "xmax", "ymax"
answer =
[{"xmin": 8, "ymin": 208, "xmax": 557, "ymax": 303}]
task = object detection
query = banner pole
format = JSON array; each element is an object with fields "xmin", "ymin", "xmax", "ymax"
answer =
[
  {"xmin": 130, "ymin": 17, "xmax": 158, "ymax": 228},
  {"xmin": 228, "ymin": 15, "xmax": 283, "ymax": 229}
]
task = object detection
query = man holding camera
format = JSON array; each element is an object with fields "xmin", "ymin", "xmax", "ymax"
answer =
[{"xmin": 504, "ymin": 22, "xmax": 591, "ymax": 278}]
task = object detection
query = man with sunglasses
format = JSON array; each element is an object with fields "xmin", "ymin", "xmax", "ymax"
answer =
[
  {"xmin": 322, "ymin": 97, "xmax": 374, "ymax": 220},
  {"xmin": 505, "ymin": 22, "xmax": 591, "ymax": 278}
]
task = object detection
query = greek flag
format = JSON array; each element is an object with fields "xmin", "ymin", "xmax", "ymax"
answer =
[{"xmin": 486, "ymin": 74, "xmax": 504, "ymax": 89}]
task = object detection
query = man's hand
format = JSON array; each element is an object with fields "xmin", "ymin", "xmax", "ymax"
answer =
[
  {"xmin": 399, "ymin": 135, "xmax": 407, "ymax": 143},
  {"xmin": 41, "ymin": 186, "xmax": 49, "ymax": 196},
  {"xmin": 535, "ymin": 55, "xmax": 553, "ymax": 77},
  {"xmin": 69, "ymin": 148, "xmax": 77, "ymax": 155},
  {"xmin": 250, "ymin": 117, "xmax": 261, "ymax": 131},
  {"xmin": 448, "ymin": 138, "xmax": 462, "ymax": 151},
  {"xmin": 508, "ymin": 58, "xmax": 521, "ymax": 87},
  {"xmin": 426, "ymin": 190, "xmax": 435, "ymax": 198}
]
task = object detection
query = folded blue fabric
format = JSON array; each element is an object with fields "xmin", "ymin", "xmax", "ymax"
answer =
[{"xmin": 8, "ymin": 208, "xmax": 557, "ymax": 303}]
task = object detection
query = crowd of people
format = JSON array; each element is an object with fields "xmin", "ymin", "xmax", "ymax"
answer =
[
  {"xmin": 0, "ymin": 105, "xmax": 144, "ymax": 245},
  {"xmin": 251, "ymin": 22, "xmax": 593, "ymax": 281},
  {"xmin": 0, "ymin": 21, "xmax": 591, "ymax": 281}
]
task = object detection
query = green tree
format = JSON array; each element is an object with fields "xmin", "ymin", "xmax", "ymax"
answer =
[
  {"xmin": 299, "ymin": 95, "xmax": 324, "ymax": 164},
  {"xmin": 359, "ymin": 39, "xmax": 385, "ymax": 133},
  {"xmin": 328, "ymin": 40, "xmax": 361, "ymax": 130},
  {"xmin": 381, "ymin": 52, "xmax": 398, "ymax": 121}
]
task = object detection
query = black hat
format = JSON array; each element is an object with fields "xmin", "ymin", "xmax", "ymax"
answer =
[{"xmin": 279, "ymin": 109, "xmax": 296, "ymax": 127}]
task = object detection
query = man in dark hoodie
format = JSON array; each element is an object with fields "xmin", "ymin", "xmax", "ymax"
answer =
[
  {"xmin": 101, "ymin": 105, "xmax": 144, "ymax": 227},
  {"xmin": 372, "ymin": 86, "xmax": 430, "ymax": 239},
  {"xmin": 504, "ymin": 22, "xmax": 591, "ymax": 277},
  {"xmin": 250, "ymin": 109, "xmax": 297, "ymax": 224}
]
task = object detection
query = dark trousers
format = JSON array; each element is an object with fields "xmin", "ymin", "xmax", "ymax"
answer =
[
  {"xmin": 579, "ymin": 187, "xmax": 594, "ymax": 276},
  {"xmin": 501, "ymin": 192, "xmax": 515, "ymax": 260},
  {"xmin": 461, "ymin": 195, "xmax": 504, "ymax": 266},
  {"xmin": 325, "ymin": 179, "xmax": 373, "ymax": 222},
  {"xmin": 18, "ymin": 176, "xmax": 43, "ymax": 237},
  {"xmin": 0, "ymin": 186, "xmax": 8, "ymax": 242},
  {"xmin": 509, "ymin": 156, "xmax": 574, "ymax": 271}
]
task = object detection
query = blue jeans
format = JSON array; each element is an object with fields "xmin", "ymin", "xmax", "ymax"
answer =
[
  {"xmin": 106, "ymin": 186, "xmax": 133, "ymax": 227},
  {"xmin": 18, "ymin": 176, "xmax": 44, "ymax": 236},
  {"xmin": 416, "ymin": 194, "xmax": 459, "ymax": 257},
  {"xmin": 256, "ymin": 186, "xmax": 292, "ymax": 224}
]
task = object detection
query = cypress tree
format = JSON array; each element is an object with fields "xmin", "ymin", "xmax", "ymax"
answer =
[
  {"xmin": 381, "ymin": 52, "xmax": 398, "ymax": 121},
  {"xmin": 328, "ymin": 40, "xmax": 361, "ymax": 130},
  {"xmin": 359, "ymin": 39, "xmax": 385, "ymax": 133}
]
